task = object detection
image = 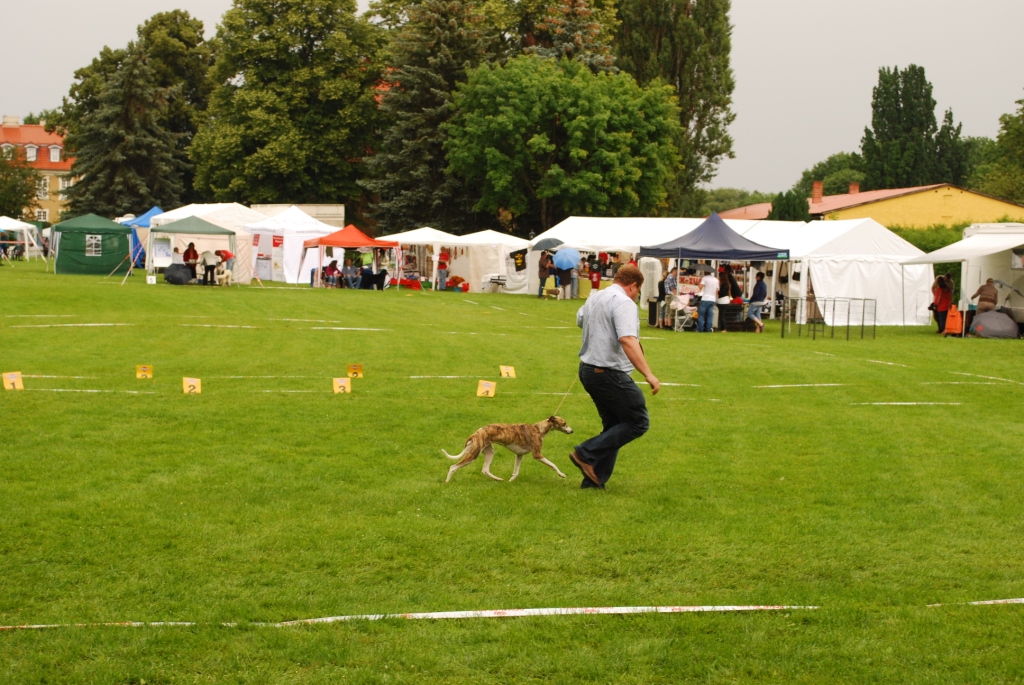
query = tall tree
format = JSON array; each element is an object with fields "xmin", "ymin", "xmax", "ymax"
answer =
[
  {"xmin": 63, "ymin": 45, "xmax": 187, "ymax": 217},
  {"xmin": 528, "ymin": 0, "xmax": 615, "ymax": 72},
  {"xmin": 970, "ymin": 98, "xmax": 1024, "ymax": 205},
  {"xmin": 766, "ymin": 189, "xmax": 810, "ymax": 222},
  {"xmin": 0, "ymin": 147, "xmax": 41, "ymax": 220},
  {"xmin": 362, "ymin": 0, "xmax": 492, "ymax": 234},
  {"xmin": 861, "ymin": 64, "xmax": 967, "ymax": 189},
  {"xmin": 615, "ymin": 0, "xmax": 735, "ymax": 199},
  {"xmin": 445, "ymin": 55, "xmax": 680, "ymax": 235},
  {"xmin": 792, "ymin": 151, "xmax": 866, "ymax": 196},
  {"xmin": 191, "ymin": 0, "xmax": 385, "ymax": 206}
]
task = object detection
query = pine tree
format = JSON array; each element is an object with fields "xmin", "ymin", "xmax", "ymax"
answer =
[
  {"xmin": 528, "ymin": 0, "xmax": 615, "ymax": 72},
  {"xmin": 615, "ymin": 0, "xmax": 735, "ymax": 203},
  {"xmin": 64, "ymin": 45, "xmax": 187, "ymax": 217},
  {"xmin": 361, "ymin": 0, "xmax": 492, "ymax": 234}
]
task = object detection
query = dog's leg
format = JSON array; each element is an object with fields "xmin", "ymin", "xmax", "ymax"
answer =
[
  {"xmin": 444, "ymin": 445, "xmax": 478, "ymax": 483},
  {"xmin": 510, "ymin": 453, "xmax": 526, "ymax": 481},
  {"xmin": 480, "ymin": 445, "xmax": 503, "ymax": 481},
  {"xmin": 534, "ymin": 453, "xmax": 567, "ymax": 479}
]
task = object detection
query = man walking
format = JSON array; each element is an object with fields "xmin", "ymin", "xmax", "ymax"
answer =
[{"xmin": 570, "ymin": 265, "xmax": 660, "ymax": 489}]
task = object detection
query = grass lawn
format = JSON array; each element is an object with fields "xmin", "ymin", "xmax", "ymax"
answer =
[{"xmin": 1, "ymin": 261, "xmax": 1023, "ymax": 683}]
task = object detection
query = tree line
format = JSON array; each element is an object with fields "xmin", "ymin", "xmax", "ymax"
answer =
[{"xmin": 12, "ymin": 0, "xmax": 735, "ymax": 237}]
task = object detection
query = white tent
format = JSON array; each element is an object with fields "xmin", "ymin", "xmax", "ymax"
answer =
[
  {"xmin": 378, "ymin": 227, "xmax": 460, "ymax": 288},
  {"xmin": 0, "ymin": 216, "xmax": 44, "ymax": 262},
  {"xmin": 149, "ymin": 203, "xmax": 266, "ymax": 284},
  {"xmin": 243, "ymin": 206, "xmax": 337, "ymax": 284},
  {"xmin": 445, "ymin": 230, "xmax": 531, "ymax": 294},
  {"xmin": 903, "ymin": 223, "xmax": 1024, "ymax": 317},
  {"xmin": 738, "ymin": 218, "xmax": 933, "ymax": 326}
]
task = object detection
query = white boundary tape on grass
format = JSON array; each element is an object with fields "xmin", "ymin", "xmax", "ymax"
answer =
[
  {"xmin": 950, "ymin": 372, "xmax": 1024, "ymax": 385},
  {"xmin": 852, "ymin": 402, "xmax": 961, "ymax": 406},
  {"xmin": 5, "ymin": 314, "xmax": 79, "ymax": 318},
  {"xmin": 10, "ymin": 323, "xmax": 132, "ymax": 328},
  {"xmin": 753, "ymin": 384, "xmax": 848, "ymax": 389},
  {"xmin": 865, "ymin": 359, "xmax": 912, "ymax": 368},
  {"xmin": 181, "ymin": 324, "xmax": 259, "ymax": 329},
  {"xmin": 23, "ymin": 375, "xmax": 98, "ymax": 379},
  {"xmin": 27, "ymin": 389, "xmax": 156, "ymax": 395},
  {"xmin": 0, "ymin": 604, "xmax": 818, "ymax": 631},
  {"xmin": 309, "ymin": 327, "xmax": 392, "ymax": 332},
  {"xmin": 928, "ymin": 598, "xmax": 1024, "ymax": 607}
]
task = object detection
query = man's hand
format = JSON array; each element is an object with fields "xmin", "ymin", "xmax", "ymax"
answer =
[
  {"xmin": 620, "ymin": 336, "xmax": 658, "ymax": 396},
  {"xmin": 646, "ymin": 375, "xmax": 660, "ymax": 395}
]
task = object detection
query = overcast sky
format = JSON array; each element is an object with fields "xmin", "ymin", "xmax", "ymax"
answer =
[{"xmin": 4, "ymin": 0, "xmax": 1022, "ymax": 193}]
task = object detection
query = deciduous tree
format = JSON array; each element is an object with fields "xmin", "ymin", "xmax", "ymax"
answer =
[
  {"xmin": 766, "ymin": 189, "xmax": 810, "ymax": 222},
  {"xmin": 0, "ymin": 147, "xmax": 41, "ymax": 220},
  {"xmin": 970, "ymin": 98, "xmax": 1024, "ymax": 205},
  {"xmin": 444, "ymin": 55, "xmax": 680, "ymax": 234},
  {"xmin": 191, "ymin": 0, "xmax": 385, "ymax": 205},
  {"xmin": 792, "ymin": 152, "xmax": 866, "ymax": 196},
  {"xmin": 361, "ymin": 0, "xmax": 493, "ymax": 234},
  {"xmin": 615, "ymin": 0, "xmax": 735, "ymax": 200},
  {"xmin": 63, "ymin": 46, "xmax": 187, "ymax": 217}
]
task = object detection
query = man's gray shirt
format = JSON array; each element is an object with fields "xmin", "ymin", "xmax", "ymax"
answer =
[{"xmin": 576, "ymin": 283, "xmax": 640, "ymax": 373}]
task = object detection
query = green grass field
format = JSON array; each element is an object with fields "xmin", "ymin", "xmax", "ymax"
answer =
[{"xmin": 2, "ymin": 261, "xmax": 1023, "ymax": 683}]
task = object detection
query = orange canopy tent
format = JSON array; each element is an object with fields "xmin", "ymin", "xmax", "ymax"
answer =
[{"xmin": 301, "ymin": 225, "xmax": 399, "ymax": 288}]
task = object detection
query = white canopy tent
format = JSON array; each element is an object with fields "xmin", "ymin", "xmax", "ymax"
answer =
[
  {"xmin": 738, "ymin": 218, "xmax": 933, "ymax": 326},
  {"xmin": 445, "ymin": 230, "xmax": 531, "ymax": 294},
  {"xmin": 378, "ymin": 227, "xmax": 460, "ymax": 289},
  {"xmin": 243, "ymin": 206, "xmax": 336, "ymax": 284},
  {"xmin": 0, "ymin": 216, "xmax": 45, "ymax": 263},
  {"xmin": 902, "ymin": 223, "xmax": 1024, "ymax": 318},
  {"xmin": 149, "ymin": 203, "xmax": 266, "ymax": 284}
]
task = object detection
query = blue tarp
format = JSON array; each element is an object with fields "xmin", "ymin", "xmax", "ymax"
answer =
[
  {"xmin": 119, "ymin": 207, "xmax": 162, "ymax": 267},
  {"xmin": 639, "ymin": 212, "xmax": 790, "ymax": 261}
]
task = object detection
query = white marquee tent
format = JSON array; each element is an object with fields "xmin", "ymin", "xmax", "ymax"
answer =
[
  {"xmin": 378, "ymin": 227, "xmax": 460, "ymax": 288},
  {"xmin": 446, "ymin": 230, "xmax": 530, "ymax": 294},
  {"xmin": 737, "ymin": 218, "xmax": 933, "ymax": 326},
  {"xmin": 243, "ymin": 206, "xmax": 337, "ymax": 284},
  {"xmin": 0, "ymin": 216, "xmax": 44, "ymax": 262},
  {"xmin": 903, "ymin": 223, "xmax": 1024, "ymax": 316},
  {"xmin": 149, "ymin": 203, "xmax": 267, "ymax": 284}
]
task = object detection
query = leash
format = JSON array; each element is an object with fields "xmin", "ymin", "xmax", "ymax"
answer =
[{"xmin": 551, "ymin": 375, "xmax": 578, "ymax": 416}]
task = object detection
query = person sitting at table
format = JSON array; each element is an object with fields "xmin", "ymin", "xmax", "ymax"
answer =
[
  {"xmin": 324, "ymin": 260, "xmax": 341, "ymax": 288},
  {"xmin": 342, "ymin": 258, "xmax": 361, "ymax": 289},
  {"xmin": 183, "ymin": 242, "xmax": 199, "ymax": 279}
]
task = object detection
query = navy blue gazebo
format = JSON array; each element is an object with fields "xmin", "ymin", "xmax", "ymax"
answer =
[{"xmin": 638, "ymin": 212, "xmax": 789, "ymax": 261}]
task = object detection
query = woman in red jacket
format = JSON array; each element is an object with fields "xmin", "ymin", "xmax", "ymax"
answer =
[{"xmin": 932, "ymin": 274, "xmax": 952, "ymax": 333}]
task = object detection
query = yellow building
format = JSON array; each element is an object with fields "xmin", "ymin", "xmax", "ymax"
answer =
[{"xmin": 720, "ymin": 182, "xmax": 1024, "ymax": 228}]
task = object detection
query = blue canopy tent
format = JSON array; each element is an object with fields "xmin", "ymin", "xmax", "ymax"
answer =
[
  {"xmin": 638, "ymin": 213, "xmax": 789, "ymax": 261},
  {"xmin": 119, "ymin": 206, "xmax": 162, "ymax": 267}
]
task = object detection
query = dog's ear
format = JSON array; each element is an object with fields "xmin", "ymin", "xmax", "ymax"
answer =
[{"xmin": 548, "ymin": 415, "xmax": 557, "ymax": 423}]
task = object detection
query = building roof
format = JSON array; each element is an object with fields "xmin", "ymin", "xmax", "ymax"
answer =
[
  {"xmin": 0, "ymin": 123, "xmax": 73, "ymax": 171},
  {"xmin": 719, "ymin": 184, "xmax": 950, "ymax": 220}
]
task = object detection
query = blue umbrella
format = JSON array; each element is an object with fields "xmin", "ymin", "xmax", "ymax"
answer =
[{"xmin": 552, "ymin": 248, "xmax": 580, "ymax": 270}]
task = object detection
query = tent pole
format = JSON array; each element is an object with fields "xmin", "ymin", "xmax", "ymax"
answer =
[
  {"xmin": 105, "ymin": 254, "xmax": 130, "ymax": 278},
  {"xmin": 901, "ymin": 265, "xmax": 906, "ymax": 326},
  {"xmin": 769, "ymin": 261, "xmax": 778, "ymax": 320}
]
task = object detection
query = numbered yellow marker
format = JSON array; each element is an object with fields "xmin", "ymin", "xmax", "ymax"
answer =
[
  {"xmin": 3, "ymin": 371, "xmax": 24, "ymax": 391},
  {"xmin": 347, "ymin": 364, "xmax": 364, "ymax": 378},
  {"xmin": 136, "ymin": 364, "xmax": 153, "ymax": 379},
  {"xmin": 182, "ymin": 377, "xmax": 202, "ymax": 395},
  {"xmin": 333, "ymin": 378, "xmax": 352, "ymax": 394},
  {"xmin": 476, "ymin": 380, "xmax": 497, "ymax": 397},
  {"xmin": 499, "ymin": 365, "xmax": 516, "ymax": 379}
]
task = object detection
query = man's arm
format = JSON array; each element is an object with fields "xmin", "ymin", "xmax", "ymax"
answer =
[{"xmin": 620, "ymin": 336, "xmax": 659, "ymax": 395}]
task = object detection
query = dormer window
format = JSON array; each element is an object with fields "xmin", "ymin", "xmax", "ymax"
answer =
[
  {"xmin": 49, "ymin": 146, "xmax": 61, "ymax": 163},
  {"xmin": 25, "ymin": 145, "xmax": 37, "ymax": 162},
  {"xmin": 0, "ymin": 143, "xmax": 13, "ymax": 156}
]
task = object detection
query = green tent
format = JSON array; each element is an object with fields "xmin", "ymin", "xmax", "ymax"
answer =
[{"xmin": 54, "ymin": 214, "xmax": 133, "ymax": 275}]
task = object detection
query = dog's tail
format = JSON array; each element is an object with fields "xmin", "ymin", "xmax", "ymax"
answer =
[{"xmin": 442, "ymin": 448, "xmax": 463, "ymax": 460}]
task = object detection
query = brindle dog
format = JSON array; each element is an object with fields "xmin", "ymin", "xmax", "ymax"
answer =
[{"xmin": 443, "ymin": 416, "xmax": 573, "ymax": 483}]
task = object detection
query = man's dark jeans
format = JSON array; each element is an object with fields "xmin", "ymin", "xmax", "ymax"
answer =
[{"xmin": 575, "ymin": 362, "xmax": 650, "ymax": 486}]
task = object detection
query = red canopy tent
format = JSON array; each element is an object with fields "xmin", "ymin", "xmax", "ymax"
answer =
[{"xmin": 301, "ymin": 225, "xmax": 400, "ymax": 288}]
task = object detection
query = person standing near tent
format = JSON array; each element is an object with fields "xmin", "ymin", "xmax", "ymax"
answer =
[
  {"xmin": 932, "ymin": 274, "xmax": 952, "ymax": 333},
  {"xmin": 437, "ymin": 249, "xmax": 450, "ymax": 290},
  {"xmin": 971, "ymin": 278, "xmax": 999, "ymax": 313},
  {"xmin": 698, "ymin": 269, "xmax": 719, "ymax": 332},
  {"xmin": 570, "ymin": 265, "xmax": 659, "ymax": 489},
  {"xmin": 747, "ymin": 271, "xmax": 767, "ymax": 333},
  {"xmin": 200, "ymin": 250, "xmax": 219, "ymax": 286},
  {"xmin": 216, "ymin": 249, "xmax": 235, "ymax": 272},
  {"xmin": 538, "ymin": 252, "xmax": 552, "ymax": 298},
  {"xmin": 183, "ymin": 242, "xmax": 199, "ymax": 279}
]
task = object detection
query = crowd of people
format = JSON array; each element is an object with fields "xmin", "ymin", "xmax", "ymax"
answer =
[
  {"xmin": 536, "ymin": 251, "xmax": 637, "ymax": 299},
  {"xmin": 170, "ymin": 242, "xmax": 235, "ymax": 286}
]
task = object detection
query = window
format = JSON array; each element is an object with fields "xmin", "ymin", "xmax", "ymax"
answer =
[
  {"xmin": 59, "ymin": 176, "xmax": 73, "ymax": 191},
  {"xmin": 0, "ymin": 143, "xmax": 12, "ymax": 155},
  {"xmin": 35, "ymin": 209, "xmax": 49, "ymax": 223},
  {"xmin": 25, "ymin": 145, "xmax": 37, "ymax": 162},
  {"xmin": 85, "ymin": 235, "xmax": 102, "ymax": 257},
  {"xmin": 49, "ymin": 146, "xmax": 61, "ymax": 163},
  {"xmin": 36, "ymin": 177, "xmax": 49, "ymax": 200}
]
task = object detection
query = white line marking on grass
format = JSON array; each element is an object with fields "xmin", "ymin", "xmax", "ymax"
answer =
[
  {"xmin": 463, "ymin": 300, "xmax": 478, "ymax": 305},
  {"xmin": 309, "ymin": 327, "xmax": 392, "ymax": 331},
  {"xmin": 643, "ymin": 382, "xmax": 700, "ymax": 387},
  {"xmin": 0, "ymin": 605, "xmax": 817, "ymax": 631},
  {"xmin": 260, "ymin": 390, "xmax": 322, "ymax": 393},
  {"xmin": 409, "ymin": 375, "xmax": 493, "ymax": 379},
  {"xmin": 866, "ymin": 359, "xmax": 912, "ymax": 368},
  {"xmin": 26, "ymin": 389, "xmax": 156, "ymax": 395},
  {"xmin": 5, "ymin": 314, "xmax": 79, "ymax": 318},
  {"xmin": 490, "ymin": 306, "xmax": 505, "ymax": 311},
  {"xmin": 267, "ymin": 318, "xmax": 340, "ymax": 323},
  {"xmin": 852, "ymin": 402, "xmax": 961, "ymax": 406},
  {"xmin": 10, "ymin": 323, "xmax": 132, "ymax": 328},
  {"xmin": 546, "ymin": 326, "xmax": 574, "ymax": 329},
  {"xmin": 23, "ymin": 375, "xmax": 98, "ymax": 379},
  {"xmin": 920, "ymin": 382, "xmax": 999, "ymax": 385},
  {"xmin": 181, "ymin": 324, "xmax": 259, "ymax": 329},
  {"xmin": 813, "ymin": 352, "xmax": 835, "ymax": 357},
  {"xmin": 754, "ymin": 384, "xmax": 848, "ymax": 388},
  {"xmin": 209, "ymin": 375, "xmax": 314, "ymax": 379},
  {"xmin": 950, "ymin": 372, "xmax": 1024, "ymax": 385},
  {"xmin": 666, "ymin": 398, "xmax": 720, "ymax": 402},
  {"xmin": 928, "ymin": 598, "xmax": 1024, "ymax": 607}
]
